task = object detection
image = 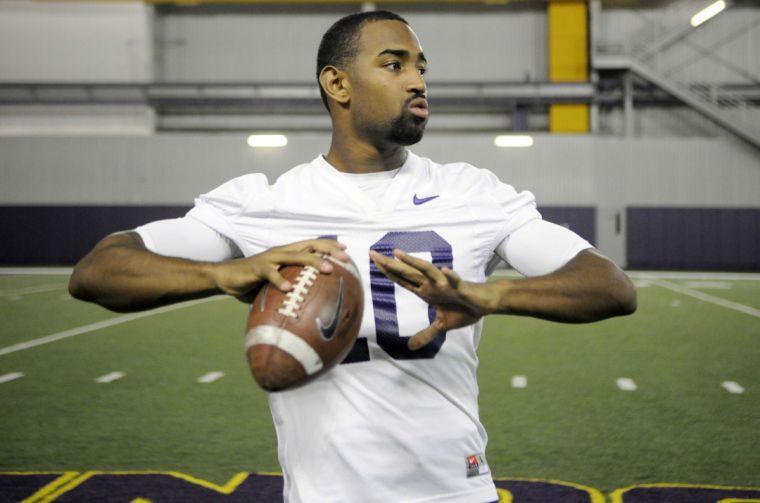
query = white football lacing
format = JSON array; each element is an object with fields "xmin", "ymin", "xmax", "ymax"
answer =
[{"xmin": 277, "ymin": 266, "xmax": 319, "ymax": 318}]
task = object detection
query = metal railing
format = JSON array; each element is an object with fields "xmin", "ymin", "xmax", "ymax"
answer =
[{"xmin": 596, "ymin": 0, "xmax": 760, "ymax": 145}]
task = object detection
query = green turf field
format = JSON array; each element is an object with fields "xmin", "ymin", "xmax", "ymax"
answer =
[{"xmin": 1, "ymin": 271, "xmax": 758, "ymax": 501}]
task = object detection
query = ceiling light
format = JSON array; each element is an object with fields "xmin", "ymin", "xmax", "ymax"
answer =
[
  {"xmin": 247, "ymin": 134, "xmax": 287, "ymax": 148},
  {"xmin": 691, "ymin": 1, "xmax": 726, "ymax": 27},
  {"xmin": 494, "ymin": 135, "xmax": 534, "ymax": 148}
]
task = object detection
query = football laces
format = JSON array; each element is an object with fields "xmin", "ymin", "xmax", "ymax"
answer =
[{"xmin": 277, "ymin": 266, "xmax": 318, "ymax": 318}]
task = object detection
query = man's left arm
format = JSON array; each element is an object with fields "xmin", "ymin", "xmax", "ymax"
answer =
[
  {"xmin": 369, "ymin": 247, "xmax": 637, "ymax": 351},
  {"xmin": 476, "ymin": 248, "xmax": 637, "ymax": 321}
]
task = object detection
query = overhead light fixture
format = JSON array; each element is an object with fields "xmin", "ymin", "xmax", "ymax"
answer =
[
  {"xmin": 690, "ymin": 0, "xmax": 726, "ymax": 27},
  {"xmin": 494, "ymin": 135, "xmax": 534, "ymax": 148},
  {"xmin": 247, "ymin": 134, "xmax": 287, "ymax": 148}
]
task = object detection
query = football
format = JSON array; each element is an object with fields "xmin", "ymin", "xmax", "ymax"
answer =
[{"xmin": 245, "ymin": 255, "xmax": 363, "ymax": 391}]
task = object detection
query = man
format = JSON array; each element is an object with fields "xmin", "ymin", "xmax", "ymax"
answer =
[{"xmin": 70, "ymin": 10, "xmax": 636, "ymax": 503}]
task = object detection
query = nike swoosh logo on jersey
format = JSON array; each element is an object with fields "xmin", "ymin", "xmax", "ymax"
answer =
[
  {"xmin": 413, "ymin": 194, "xmax": 439, "ymax": 205},
  {"xmin": 316, "ymin": 276, "xmax": 343, "ymax": 341}
]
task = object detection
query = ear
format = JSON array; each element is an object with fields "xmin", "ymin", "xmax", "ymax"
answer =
[{"xmin": 319, "ymin": 65, "xmax": 351, "ymax": 108}]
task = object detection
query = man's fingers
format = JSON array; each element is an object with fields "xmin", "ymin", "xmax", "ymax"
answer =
[
  {"xmin": 264, "ymin": 269, "xmax": 293, "ymax": 292},
  {"xmin": 441, "ymin": 267, "xmax": 461, "ymax": 288},
  {"xmin": 371, "ymin": 257, "xmax": 418, "ymax": 291},
  {"xmin": 375, "ymin": 263, "xmax": 420, "ymax": 292},
  {"xmin": 308, "ymin": 240, "xmax": 350, "ymax": 261},
  {"xmin": 370, "ymin": 250, "xmax": 425, "ymax": 286},
  {"xmin": 268, "ymin": 251, "xmax": 334, "ymax": 273},
  {"xmin": 287, "ymin": 239, "xmax": 350, "ymax": 261},
  {"xmin": 408, "ymin": 319, "xmax": 445, "ymax": 351},
  {"xmin": 393, "ymin": 249, "xmax": 446, "ymax": 284}
]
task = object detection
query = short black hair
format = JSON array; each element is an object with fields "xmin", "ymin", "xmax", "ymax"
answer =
[{"xmin": 316, "ymin": 10, "xmax": 409, "ymax": 112}]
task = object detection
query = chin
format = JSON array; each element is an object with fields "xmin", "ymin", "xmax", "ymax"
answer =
[{"xmin": 389, "ymin": 116, "xmax": 427, "ymax": 145}]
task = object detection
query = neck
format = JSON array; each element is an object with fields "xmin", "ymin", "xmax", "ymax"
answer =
[{"xmin": 326, "ymin": 120, "xmax": 407, "ymax": 174}]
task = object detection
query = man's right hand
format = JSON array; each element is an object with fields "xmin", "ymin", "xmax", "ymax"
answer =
[
  {"xmin": 70, "ymin": 232, "xmax": 350, "ymax": 312},
  {"xmin": 211, "ymin": 239, "xmax": 350, "ymax": 302}
]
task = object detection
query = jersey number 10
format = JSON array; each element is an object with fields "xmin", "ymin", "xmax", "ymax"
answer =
[{"xmin": 323, "ymin": 231, "xmax": 453, "ymax": 363}]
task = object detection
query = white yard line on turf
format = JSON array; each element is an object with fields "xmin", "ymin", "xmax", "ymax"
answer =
[
  {"xmin": 197, "ymin": 371, "xmax": 225, "ymax": 383},
  {"xmin": 629, "ymin": 271, "xmax": 760, "ymax": 281},
  {"xmin": 0, "ymin": 296, "xmax": 225, "ymax": 357},
  {"xmin": 95, "ymin": 371, "xmax": 126, "ymax": 383},
  {"xmin": 0, "ymin": 268, "xmax": 73, "ymax": 276},
  {"xmin": 722, "ymin": 381, "xmax": 745, "ymax": 394},
  {"xmin": 616, "ymin": 378, "xmax": 637, "ymax": 391},
  {"xmin": 682, "ymin": 280, "xmax": 732, "ymax": 290},
  {"xmin": 652, "ymin": 279, "xmax": 760, "ymax": 318},
  {"xmin": 490, "ymin": 270, "xmax": 760, "ymax": 281},
  {"xmin": 0, "ymin": 284, "xmax": 65, "ymax": 297},
  {"xmin": 0, "ymin": 372, "xmax": 24, "ymax": 383},
  {"xmin": 511, "ymin": 375, "xmax": 527, "ymax": 389}
]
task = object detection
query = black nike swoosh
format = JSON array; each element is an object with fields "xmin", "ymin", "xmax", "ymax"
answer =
[{"xmin": 317, "ymin": 276, "xmax": 344, "ymax": 341}]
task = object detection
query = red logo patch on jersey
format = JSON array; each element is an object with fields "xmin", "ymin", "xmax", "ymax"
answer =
[{"xmin": 465, "ymin": 453, "xmax": 488, "ymax": 478}]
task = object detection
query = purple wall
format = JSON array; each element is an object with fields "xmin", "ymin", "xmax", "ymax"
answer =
[
  {"xmin": 539, "ymin": 207, "xmax": 596, "ymax": 246},
  {"xmin": 0, "ymin": 206, "xmax": 190, "ymax": 266},
  {"xmin": 627, "ymin": 207, "xmax": 760, "ymax": 270},
  {"xmin": 0, "ymin": 205, "xmax": 596, "ymax": 266}
]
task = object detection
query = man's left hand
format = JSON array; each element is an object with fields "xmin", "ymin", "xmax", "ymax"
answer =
[{"xmin": 369, "ymin": 249, "xmax": 495, "ymax": 350}]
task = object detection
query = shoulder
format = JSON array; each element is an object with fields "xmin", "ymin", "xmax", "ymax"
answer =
[
  {"xmin": 411, "ymin": 152, "xmax": 537, "ymax": 216},
  {"xmin": 271, "ymin": 158, "xmax": 322, "ymax": 188},
  {"xmin": 200, "ymin": 156, "xmax": 318, "ymax": 206},
  {"xmin": 411, "ymin": 153, "xmax": 509, "ymax": 196},
  {"xmin": 202, "ymin": 172, "xmax": 271, "ymax": 200}
]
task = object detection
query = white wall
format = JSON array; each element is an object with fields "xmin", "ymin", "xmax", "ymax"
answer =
[
  {"xmin": 0, "ymin": 105, "xmax": 155, "ymax": 136},
  {"xmin": 3, "ymin": 132, "xmax": 759, "ymax": 265},
  {"xmin": 0, "ymin": 1, "xmax": 155, "ymax": 134},
  {"xmin": 0, "ymin": 1, "xmax": 153, "ymax": 83},
  {"xmin": 2, "ymin": 133, "xmax": 758, "ymax": 207},
  {"xmin": 156, "ymin": 8, "xmax": 547, "ymax": 83}
]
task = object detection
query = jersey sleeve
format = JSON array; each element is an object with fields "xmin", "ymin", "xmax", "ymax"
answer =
[
  {"xmin": 487, "ymin": 173, "xmax": 542, "ymax": 237},
  {"xmin": 495, "ymin": 219, "xmax": 593, "ymax": 277},
  {"xmin": 135, "ymin": 217, "xmax": 241, "ymax": 262},
  {"xmin": 474, "ymin": 168, "xmax": 591, "ymax": 276},
  {"xmin": 185, "ymin": 173, "xmax": 272, "ymax": 256}
]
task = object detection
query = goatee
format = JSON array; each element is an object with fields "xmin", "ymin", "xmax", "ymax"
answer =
[{"xmin": 389, "ymin": 112, "xmax": 426, "ymax": 145}]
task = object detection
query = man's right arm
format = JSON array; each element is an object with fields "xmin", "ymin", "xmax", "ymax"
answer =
[{"xmin": 69, "ymin": 231, "xmax": 346, "ymax": 313}]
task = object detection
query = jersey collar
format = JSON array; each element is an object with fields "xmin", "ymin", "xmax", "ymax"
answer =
[{"xmin": 314, "ymin": 151, "xmax": 420, "ymax": 214}]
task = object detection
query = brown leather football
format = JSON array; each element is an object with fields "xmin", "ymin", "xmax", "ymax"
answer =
[{"xmin": 245, "ymin": 255, "xmax": 363, "ymax": 392}]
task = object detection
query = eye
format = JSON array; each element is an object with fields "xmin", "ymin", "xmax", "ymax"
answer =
[
  {"xmin": 418, "ymin": 67, "xmax": 427, "ymax": 76},
  {"xmin": 386, "ymin": 61, "xmax": 402, "ymax": 71}
]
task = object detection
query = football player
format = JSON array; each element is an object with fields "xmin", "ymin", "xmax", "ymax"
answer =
[{"xmin": 70, "ymin": 11, "xmax": 636, "ymax": 503}]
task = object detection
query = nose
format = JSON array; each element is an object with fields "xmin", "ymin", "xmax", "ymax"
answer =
[{"xmin": 406, "ymin": 70, "xmax": 426, "ymax": 96}]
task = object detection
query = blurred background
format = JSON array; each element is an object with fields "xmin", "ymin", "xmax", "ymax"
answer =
[{"xmin": 1, "ymin": 0, "xmax": 758, "ymax": 270}]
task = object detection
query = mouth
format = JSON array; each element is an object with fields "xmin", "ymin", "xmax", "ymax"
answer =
[{"xmin": 407, "ymin": 97, "xmax": 429, "ymax": 119}]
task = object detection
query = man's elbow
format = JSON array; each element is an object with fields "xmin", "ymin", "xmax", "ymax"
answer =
[
  {"xmin": 609, "ymin": 271, "xmax": 637, "ymax": 316},
  {"xmin": 68, "ymin": 262, "xmax": 94, "ymax": 302}
]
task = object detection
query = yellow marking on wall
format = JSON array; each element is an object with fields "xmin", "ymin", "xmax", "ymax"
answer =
[
  {"xmin": 494, "ymin": 476, "xmax": 605, "ymax": 503},
  {"xmin": 497, "ymin": 487, "xmax": 514, "ymax": 502},
  {"xmin": 548, "ymin": 0, "xmax": 589, "ymax": 133},
  {"xmin": 718, "ymin": 499, "xmax": 760, "ymax": 503},
  {"xmin": 131, "ymin": 499, "xmax": 153, "ymax": 503},
  {"xmin": 550, "ymin": 104, "xmax": 589, "ymax": 133},
  {"xmin": 610, "ymin": 483, "xmax": 760, "ymax": 503}
]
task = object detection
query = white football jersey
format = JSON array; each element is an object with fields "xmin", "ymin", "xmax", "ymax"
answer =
[{"xmin": 137, "ymin": 151, "xmax": 591, "ymax": 503}]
